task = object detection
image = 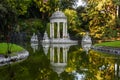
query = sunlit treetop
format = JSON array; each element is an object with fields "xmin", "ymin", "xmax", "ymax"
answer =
[{"xmin": 6, "ymin": 0, "xmax": 32, "ymax": 15}]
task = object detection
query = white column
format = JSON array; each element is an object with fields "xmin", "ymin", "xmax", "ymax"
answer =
[
  {"xmin": 118, "ymin": 65, "xmax": 120, "ymax": 77},
  {"xmin": 63, "ymin": 47, "xmax": 65, "ymax": 63},
  {"xmin": 117, "ymin": 6, "xmax": 119, "ymax": 17},
  {"xmin": 50, "ymin": 23, "xmax": 52, "ymax": 38},
  {"xmin": 52, "ymin": 47, "xmax": 54, "ymax": 62},
  {"xmin": 63, "ymin": 22, "xmax": 65, "ymax": 38},
  {"xmin": 51, "ymin": 23, "xmax": 53, "ymax": 38},
  {"xmin": 50, "ymin": 47, "xmax": 52, "ymax": 61},
  {"xmin": 57, "ymin": 22, "xmax": 60, "ymax": 38},
  {"xmin": 57, "ymin": 47, "xmax": 60, "ymax": 63},
  {"xmin": 65, "ymin": 47, "xmax": 67, "ymax": 62},
  {"xmin": 65, "ymin": 22, "xmax": 68, "ymax": 38},
  {"xmin": 115, "ymin": 63, "xmax": 117, "ymax": 76},
  {"xmin": 52, "ymin": 23, "xmax": 54, "ymax": 39}
]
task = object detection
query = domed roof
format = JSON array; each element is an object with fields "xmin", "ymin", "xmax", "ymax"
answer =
[{"xmin": 50, "ymin": 10, "xmax": 67, "ymax": 19}]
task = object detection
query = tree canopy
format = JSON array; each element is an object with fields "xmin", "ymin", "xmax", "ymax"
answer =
[
  {"xmin": 0, "ymin": 0, "xmax": 119, "ymax": 41},
  {"xmin": 0, "ymin": 0, "xmax": 16, "ymax": 36},
  {"xmin": 80, "ymin": 0, "xmax": 117, "ymax": 39}
]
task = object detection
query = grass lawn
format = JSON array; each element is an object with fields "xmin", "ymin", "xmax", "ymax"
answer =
[
  {"xmin": 94, "ymin": 40, "xmax": 120, "ymax": 47},
  {"xmin": 0, "ymin": 43, "xmax": 24, "ymax": 55}
]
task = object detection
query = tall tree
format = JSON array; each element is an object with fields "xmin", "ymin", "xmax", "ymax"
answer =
[
  {"xmin": 33, "ymin": 0, "xmax": 79, "ymax": 21},
  {"xmin": 34, "ymin": 0, "xmax": 58, "ymax": 21},
  {"xmin": 60, "ymin": 0, "xmax": 78, "ymax": 10},
  {"xmin": 76, "ymin": 6, "xmax": 87, "ymax": 30},
  {"xmin": 0, "ymin": 0, "xmax": 16, "ymax": 37},
  {"xmin": 81, "ymin": 0, "xmax": 116, "ymax": 39},
  {"xmin": 6, "ymin": 0, "xmax": 32, "ymax": 19}
]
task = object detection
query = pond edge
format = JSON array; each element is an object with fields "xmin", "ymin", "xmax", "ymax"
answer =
[
  {"xmin": 0, "ymin": 50, "xmax": 29, "ymax": 66},
  {"xmin": 92, "ymin": 46, "xmax": 120, "ymax": 55}
]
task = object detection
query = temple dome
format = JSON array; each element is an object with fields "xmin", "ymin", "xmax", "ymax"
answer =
[{"xmin": 50, "ymin": 10, "xmax": 67, "ymax": 19}]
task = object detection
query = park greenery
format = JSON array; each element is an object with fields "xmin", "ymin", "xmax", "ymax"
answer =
[
  {"xmin": 0, "ymin": 1, "xmax": 120, "ymax": 80},
  {"xmin": 0, "ymin": 0, "xmax": 120, "ymax": 42},
  {"xmin": 0, "ymin": 45, "xmax": 118, "ymax": 80},
  {"xmin": 94, "ymin": 40, "xmax": 120, "ymax": 47},
  {"xmin": 0, "ymin": 43, "xmax": 24, "ymax": 54}
]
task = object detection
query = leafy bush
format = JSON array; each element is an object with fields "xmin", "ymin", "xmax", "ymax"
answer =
[{"xmin": 18, "ymin": 19, "xmax": 45, "ymax": 34}]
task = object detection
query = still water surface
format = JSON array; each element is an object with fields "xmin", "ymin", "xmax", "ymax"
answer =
[{"xmin": 0, "ymin": 43, "xmax": 120, "ymax": 80}]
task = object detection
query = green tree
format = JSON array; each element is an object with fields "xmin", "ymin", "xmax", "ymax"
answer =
[
  {"xmin": 34, "ymin": 0, "xmax": 78, "ymax": 20},
  {"xmin": 7, "ymin": 0, "xmax": 32, "ymax": 16},
  {"xmin": 60, "ymin": 0, "xmax": 78, "ymax": 10},
  {"xmin": 0, "ymin": 0, "xmax": 16, "ymax": 41},
  {"xmin": 64, "ymin": 9, "xmax": 80, "ymax": 39},
  {"xmin": 34, "ymin": 0, "xmax": 58, "ymax": 21},
  {"xmin": 81, "ymin": 0, "xmax": 116, "ymax": 39},
  {"xmin": 76, "ymin": 6, "xmax": 88, "ymax": 31}
]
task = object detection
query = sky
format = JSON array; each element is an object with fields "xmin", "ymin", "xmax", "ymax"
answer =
[{"xmin": 77, "ymin": 0, "xmax": 86, "ymax": 7}]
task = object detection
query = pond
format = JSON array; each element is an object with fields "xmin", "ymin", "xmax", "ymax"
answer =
[{"xmin": 0, "ymin": 43, "xmax": 120, "ymax": 80}]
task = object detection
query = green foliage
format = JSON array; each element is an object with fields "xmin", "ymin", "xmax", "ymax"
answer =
[
  {"xmin": 18, "ymin": 19, "xmax": 45, "ymax": 33},
  {"xmin": 33, "ymin": 0, "xmax": 78, "ymax": 21},
  {"xmin": 66, "ymin": 45, "xmax": 116, "ymax": 80},
  {"xmin": 7, "ymin": 0, "xmax": 32, "ymax": 15},
  {"xmin": 116, "ymin": 17, "xmax": 120, "ymax": 26},
  {"xmin": 81, "ymin": 0, "xmax": 116, "ymax": 39},
  {"xmin": 103, "ymin": 28, "xmax": 118, "ymax": 38},
  {"xmin": 0, "ymin": 43, "xmax": 24, "ymax": 54},
  {"xmin": 0, "ymin": 0, "xmax": 16, "ymax": 35},
  {"xmin": 113, "ymin": 0, "xmax": 120, "ymax": 6},
  {"xmin": 60, "ymin": 0, "xmax": 78, "ymax": 10},
  {"xmin": 76, "ymin": 6, "xmax": 87, "ymax": 30},
  {"xmin": 34, "ymin": 0, "xmax": 58, "ymax": 21},
  {"xmin": 64, "ymin": 9, "xmax": 81, "ymax": 38},
  {"xmin": 94, "ymin": 40, "xmax": 120, "ymax": 47},
  {"xmin": 64, "ymin": 9, "xmax": 78, "ymax": 29},
  {"xmin": 31, "ymin": 19, "xmax": 46, "ymax": 33},
  {"xmin": 0, "ymin": 0, "xmax": 80, "ymax": 40}
]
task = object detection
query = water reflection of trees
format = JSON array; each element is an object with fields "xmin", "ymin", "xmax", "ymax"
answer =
[
  {"xmin": 67, "ymin": 48, "xmax": 118, "ymax": 80},
  {"xmin": 0, "ymin": 45, "xmax": 120, "ymax": 80}
]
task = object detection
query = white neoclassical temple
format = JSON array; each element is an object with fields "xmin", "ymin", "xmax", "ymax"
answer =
[
  {"xmin": 42, "ymin": 10, "xmax": 78, "ymax": 44},
  {"xmin": 50, "ymin": 10, "xmax": 68, "ymax": 39}
]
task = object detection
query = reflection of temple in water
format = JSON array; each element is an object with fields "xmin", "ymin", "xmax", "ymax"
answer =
[
  {"xmin": 115, "ymin": 61, "xmax": 120, "ymax": 79},
  {"xmin": 50, "ymin": 44, "xmax": 69, "ymax": 75},
  {"xmin": 42, "ymin": 43, "xmax": 76, "ymax": 76}
]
